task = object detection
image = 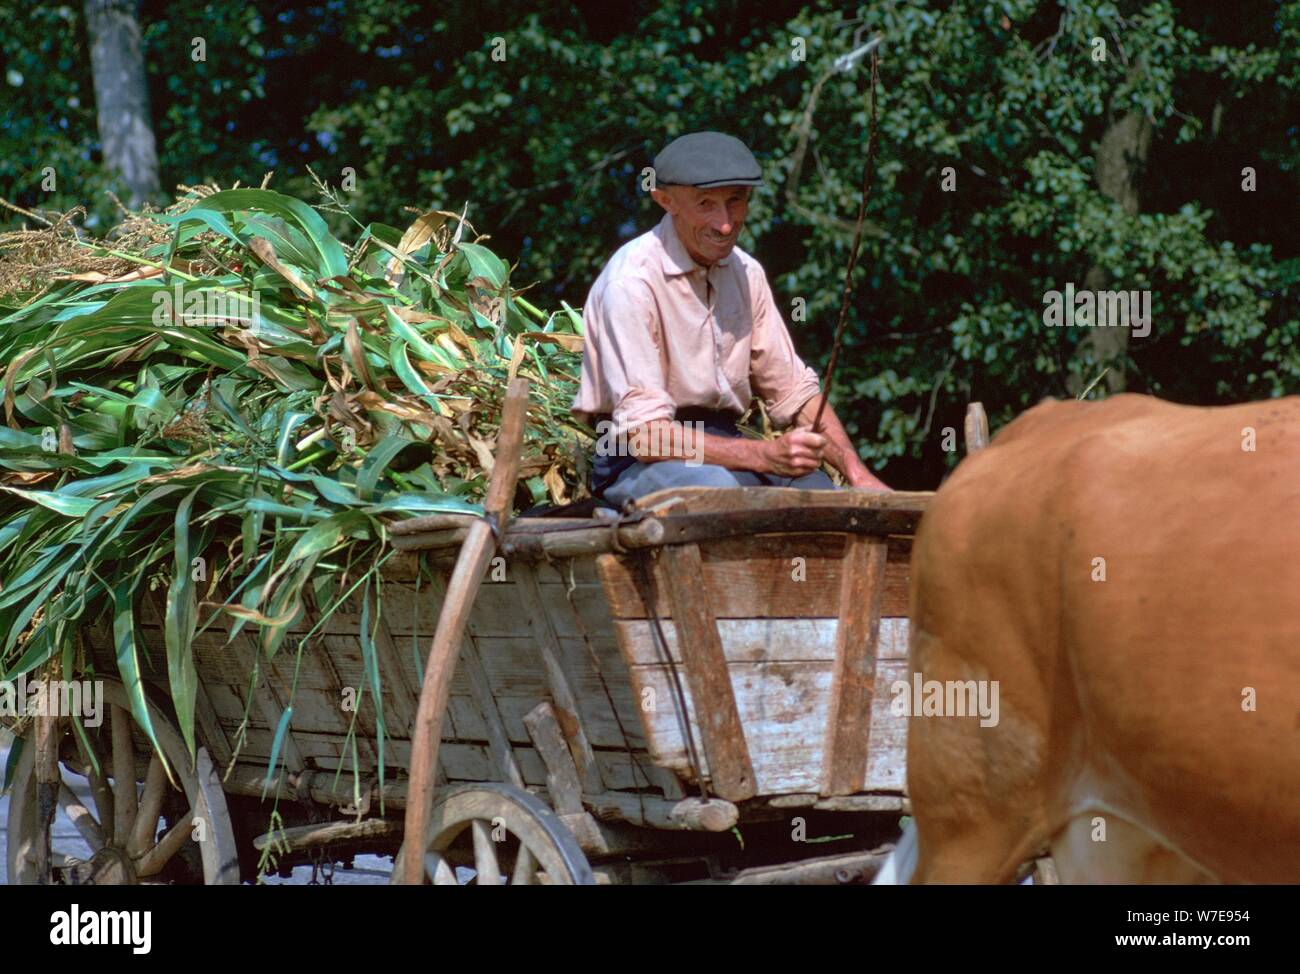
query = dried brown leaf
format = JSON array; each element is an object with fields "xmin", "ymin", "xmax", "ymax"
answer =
[{"xmin": 248, "ymin": 236, "xmax": 316, "ymax": 301}]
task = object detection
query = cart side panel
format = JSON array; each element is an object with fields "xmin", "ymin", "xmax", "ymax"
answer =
[
  {"xmin": 125, "ymin": 554, "xmax": 667, "ymax": 802},
  {"xmin": 596, "ymin": 533, "xmax": 914, "ymax": 796}
]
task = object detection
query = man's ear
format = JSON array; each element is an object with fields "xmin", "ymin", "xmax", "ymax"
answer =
[{"xmin": 650, "ymin": 187, "xmax": 676, "ymax": 214}]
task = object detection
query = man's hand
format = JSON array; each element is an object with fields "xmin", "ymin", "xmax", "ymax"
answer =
[
  {"xmin": 762, "ymin": 429, "xmax": 827, "ymax": 478},
  {"xmin": 792, "ymin": 394, "xmax": 892, "ymax": 491}
]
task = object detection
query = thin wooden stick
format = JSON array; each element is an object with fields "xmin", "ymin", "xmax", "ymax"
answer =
[
  {"xmin": 136, "ymin": 810, "xmax": 194, "ymax": 877},
  {"xmin": 812, "ymin": 44, "xmax": 881, "ymax": 433},
  {"xmin": 111, "ymin": 705, "xmax": 138, "ymax": 845},
  {"xmin": 398, "ymin": 378, "xmax": 531, "ymax": 884},
  {"xmin": 964, "ymin": 402, "xmax": 989, "ymax": 453},
  {"xmin": 75, "ymin": 727, "xmax": 114, "ymax": 846},
  {"xmin": 58, "ymin": 783, "xmax": 106, "ymax": 849},
  {"xmin": 128, "ymin": 753, "xmax": 168, "ymax": 857},
  {"xmin": 34, "ymin": 710, "xmax": 60, "ymax": 884},
  {"xmin": 472, "ymin": 819, "xmax": 503, "ymax": 885}
]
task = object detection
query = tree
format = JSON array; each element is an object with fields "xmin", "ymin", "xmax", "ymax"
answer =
[
  {"xmin": 83, "ymin": 0, "xmax": 159, "ymax": 206},
  {"xmin": 2, "ymin": 0, "xmax": 1297, "ymax": 489}
]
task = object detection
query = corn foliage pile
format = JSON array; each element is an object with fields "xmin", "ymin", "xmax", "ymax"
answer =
[{"xmin": 0, "ymin": 186, "xmax": 589, "ymax": 767}]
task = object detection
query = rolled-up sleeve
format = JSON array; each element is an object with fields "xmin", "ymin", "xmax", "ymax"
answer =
[
  {"xmin": 748, "ymin": 266, "xmax": 820, "ymax": 427},
  {"xmin": 583, "ymin": 275, "xmax": 676, "ymax": 436}
]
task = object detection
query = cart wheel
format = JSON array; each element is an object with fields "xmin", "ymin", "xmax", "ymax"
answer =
[
  {"xmin": 5, "ymin": 679, "xmax": 240, "ymax": 885},
  {"xmin": 392, "ymin": 783, "xmax": 595, "ymax": 885}
]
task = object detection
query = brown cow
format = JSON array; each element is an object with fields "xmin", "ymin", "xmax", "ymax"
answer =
[{"xmin": 875, "ymin": 393, "xmax": 1300, "ymax": 884}]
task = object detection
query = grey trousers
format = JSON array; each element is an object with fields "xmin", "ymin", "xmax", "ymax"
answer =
[{"xmin": 601, "ymin": 461, "xmax": 836, "ymax": 509}]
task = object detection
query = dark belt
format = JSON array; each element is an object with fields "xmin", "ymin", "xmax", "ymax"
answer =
[{"xmin": 588, "ymin": 408, "xmax": 743, "ymax": 497}]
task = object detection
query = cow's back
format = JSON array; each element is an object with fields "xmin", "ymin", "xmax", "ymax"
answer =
[{"xmin": 908, "ymin": 393, "xmax": 1300, "ymax": 882}]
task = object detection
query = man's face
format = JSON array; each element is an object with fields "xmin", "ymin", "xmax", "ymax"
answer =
[{"xmin": 652, "ymin": 184, "xmax": 750, "ymax": 266}]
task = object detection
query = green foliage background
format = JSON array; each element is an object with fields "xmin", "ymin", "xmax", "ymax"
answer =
[{"xmin": 3, "ymin": 0, "xmax": 1298, "ymax": 488}]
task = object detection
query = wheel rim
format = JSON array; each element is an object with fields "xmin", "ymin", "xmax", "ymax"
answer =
[
  {"xmin": 392, "ymin": 783, "xmax": 594, "ymax": 886},
  {"xmin": 5, "ymin": 679, "xmax": 240, "ymax": 885}
]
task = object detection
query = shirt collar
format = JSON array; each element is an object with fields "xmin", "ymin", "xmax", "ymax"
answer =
[{"xmin": 657, "ymin": 212, "xmax": 730, "ymax": 277}]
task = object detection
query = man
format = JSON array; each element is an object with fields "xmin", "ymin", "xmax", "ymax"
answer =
[{"xmin": 573, "ymin": 131, "xmax": 890, "ymax": 508}]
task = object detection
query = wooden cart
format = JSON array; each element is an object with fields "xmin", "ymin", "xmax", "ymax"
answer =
[{"xmin": 4, "ymin": 483, "xmax": 932, "ymax": 886}]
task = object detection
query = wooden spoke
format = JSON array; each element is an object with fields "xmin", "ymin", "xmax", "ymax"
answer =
[
  {"xmin": 470, "ymin": 820, "xmax": 502, "ymax": 885},
  {"xmin": 74, "ymin": 728, "xmax": 114, "ymax": 846},
  {"xmin": 424, "ymin": 852, "xmax": 459, "ymax": 886},
  {"xmin": 509, "ymin": 844, "xmax": 536, "ymax": 886},
  {"xmin": 127, "ymin": 753, "xmax": 168, "ymax": 857},
  {"xmin": 57, "ymin": 784, "xmax": 106, "ymax": 850},
  {"xmin": 111, "ymin": 705, "xmax": 138, "ymax": 843},
  {"xmin": 135, "ymin": 811, "xmax": 193, "ymax": 878}
]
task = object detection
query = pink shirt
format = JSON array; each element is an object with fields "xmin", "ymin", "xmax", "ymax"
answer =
[{"xmin": 572, "ymin": 213, "xmax": 821, "ymax": 436}]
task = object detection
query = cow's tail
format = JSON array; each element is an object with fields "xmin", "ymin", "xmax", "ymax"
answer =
[{"xmin": 872, "ymin": 821, "xmax": 919, "ymax": 885}]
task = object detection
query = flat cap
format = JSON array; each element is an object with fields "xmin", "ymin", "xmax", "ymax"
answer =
[{"xmin": 653, "ymin": 131, "xmax": 763, "ymax": 189}]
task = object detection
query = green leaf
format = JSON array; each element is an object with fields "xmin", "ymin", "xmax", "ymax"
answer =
[
  {"xmin": 280, "ymin": 510, "xmax": 369, "ymax": 570},
  {"xmin": 186, "ymin": 189, "xmax": 348, "ymax": 279},
  {"xmin": 263, "ymin": 706, "xmax": 294, "ymax": 792},
  {"xmin": 0, "ymin": 485, "xmax": 100, "ymax": 517},
  {"xmin": 111, "ymin": 577, "xmax": 173, "ymax": 783},
  {"xmin": 359, "ymin": 581, "xmax": 385, "ymax": 794},
  {"xmin": 356, "ymin": 435, "xmax": 414, "ymax": 501},
  {"xmin": 390, "ymin": 339, "xmax": 437, "ymax": 400},
  {"xmin": 2, "ymin": 734, "xmax": 24, "ymax": 793},
  {"xmin": 455, "ymin": 242, "xmax": 508, "ymax": 289},
  {"xmin": 165, "ymin": 486, "xmax": 202, "ymax": 760},
  {"xmin": 275, "ymin": 411, "xmax": 313, "ymax": 466},
  {"xmin": 383, "ymin": 307, "xmax": 458, "ymax": 367}
]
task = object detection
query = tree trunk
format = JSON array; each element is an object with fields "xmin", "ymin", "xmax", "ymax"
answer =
[
  {"xmin": 1071, "ymin": 71, "xmax": 1153, "ymax": 396},
  {"xmin": 83, "ymin": 0, "xmax": 159, "ymax": 208}
]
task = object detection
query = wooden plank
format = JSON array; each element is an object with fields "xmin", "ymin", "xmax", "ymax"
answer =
[
  {"xmin": 629, "ymin": 658, "xmax": 909, "ymax": 795},
  {"xmin": 724, "ymin": 849, "xmax": 891, "ymax": 885},
  {"xmin": 187, "ymin": 674, "xmax": 646, "ymax": 751},
  {"xmin": 221, "ymin": 625, "xmax": 305, "ymax": 772},
  {"xmin": 652, "ymin": 507, "xmax": 921, "ymax": 545},
  {"xmin": 391, "ymin": 519, "xmax": 664, "ymax": 556},
  {"xmin": 311, "ymin": 634, "xmax": 378, "ymax": 745},
  {"xmin": 424, "ymin": 564, "xmax": 525, "ymax": 787},
  {"xmin": 657, "ymin": 544, "xmax": 756, "ymax": 801},
  {"xmin": 513, "ymin": 564, "xmax": 603, "ymax": 796},
  {"xmin": 202, "ymin": 682, "xmax": 250, "ymax": 731},
  {"xmin": 635, "ymin": 485, "xmax": 933, "ymax": 515},
  {"xmin": 523, "ymin": 702, "xmax": 586, "ymax": 815},
  {"xmin": 614, "ymin": 617, "xmax": 909, "ymax": 665},
  {"xmin": 380, "ymin": 580, "xmax": 616, "ymax": 639},
  {"xmin": 191, "ymin": 677, "xmax": 233, "ymax": 769},
  {"xmin": 221, "ymin": 728, "xmax": 663, "ymax": 793},
  {"xmin": 821, "ymin": 535, "xmax": 889, "ymax": 796},
  {"xmin": 598, "ymin": 535, "xmax": 912, "ymax": 619},
  {"xmin": 371, "ymin": 614, "xmax": 419, "ymax": 737},
  {"xmin": 585, "ymin": 792, "xmax": 738, "ymax": 831},
  {"xmin": 458, "ymin": 635, "xmax": 526, "ymax": 787},
  {"xmin": 528, "ymin": 555, "xmax": 601, "ymax": 586}
]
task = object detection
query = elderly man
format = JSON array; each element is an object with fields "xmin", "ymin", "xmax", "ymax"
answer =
[{"xmin": 573, "ymin": 131, "xmax": 890, "ymax": 508}]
